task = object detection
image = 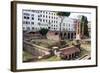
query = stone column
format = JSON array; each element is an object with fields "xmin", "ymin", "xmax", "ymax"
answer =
[
  {"xmin": 76, "ymin": 20, "xmax": 81, "ymax": 40},
  {"xmin": 70, "ymin": 32, "xmax": 71, "ymax": 40},
  {"xmin": 66, "ymin": 32, "xmax": 68, "ymax": 39}
]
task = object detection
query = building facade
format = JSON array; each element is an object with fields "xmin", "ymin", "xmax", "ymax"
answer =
[
  {"xmin": 22, "ymin": 9, "xmax": 78, "ymax": 39},
  {"xmin": 22, "ymin": 9, "xmax": 60, "ymax": 32}
]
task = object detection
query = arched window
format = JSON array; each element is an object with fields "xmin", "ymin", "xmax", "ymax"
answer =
[{"xmin": 68, "ymin": 32, "xmax": 70, "ymax": 39}]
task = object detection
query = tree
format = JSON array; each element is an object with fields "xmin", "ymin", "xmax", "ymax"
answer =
[
  {"xmin": 57, "ymin": 12, "xmax": 70, "ymax": 39},
  {"xmin": 80, "ymin": 16, "xmax": 89, "ymax": 37},
  {"xmin": 39, "ymin": 28, "xmax": 49, "ymax": 38}
]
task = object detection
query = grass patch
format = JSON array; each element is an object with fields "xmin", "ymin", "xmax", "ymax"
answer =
[{"xmin": 23, "ymin": 51, "xmax": 33, "ymax": 62}]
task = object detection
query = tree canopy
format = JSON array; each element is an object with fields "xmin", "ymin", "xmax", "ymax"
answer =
[
  {"xmin": 57, "ymin": 12, "xmax": 70, "ymax": 17},
  {"xmin": 57, "ymin": 12, "xmax": 71, "ymax": 39},
  {"xmin": 39, "ymin": 28, "xmax": 49, "ymax": 36},
  {"xmin": 80, "ymin": 15, "xmax": 89, "ymax": 37}
]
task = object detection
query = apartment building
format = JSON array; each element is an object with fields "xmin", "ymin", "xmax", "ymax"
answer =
[{"xmin": 22, "ymin": 9, "xmax": 79, "ymax": 39}]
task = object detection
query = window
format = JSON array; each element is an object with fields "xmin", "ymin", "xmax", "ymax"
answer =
[
  {"xmin": 56, "ymin": 21, "xmax": 58, "ymax": 23},
  {"xmin": 40, "ymin": 14, "xmax": 42, "ymax": 17},
  {"xmin": 46, "ymin": 15, "xmax": 47, "ymax": 18},
  {"xmin": 26, "ymin": 21, "xmax": 28, "ymax": 24},
  {"xmin": 74, "ymin": 33, "xmax": 76, "ymax": 35},
  {"xmin": 43, "ymin": 19, "xmax": 45, "ymax": 22},
  {"xmin": 64, "ymin": 33, "xmax": 66, "ymax": 36},
  {"xmin": 48, "ymin": 27, "xmax": 50, "ymax": 29},
  {"xmin": 27, "ymin": 17, "xmax": 29, "ymax": 19},
  {"xmin": 46, "ymin": 20, "xmax": 47, "ymax": 22},
  {"xmin": 26, "ymin": 21, "xmax": 30, "ymax": 24},
  {"xmin": 49, "ymin": 20, "xmax": 50, "ymax": 23},
  {"xmin": 31, "ymin": 14, "xmax": 34, "ymax": 16},
  {"xmin": 43, "ymin": 11, "xmax": 45, "ymax": 13},
  {"xmin": 46, "ymin": 12, "xmax": 48, "ymax": 14},
  {"xmin": 38, "ymin": 15, "xmax": 40, "ymax": 17},
  {"xmin": 43, "ymin": 15, "xmax": 45, "ymax": 17},
  {"xmin": 38, "ymin": 18, "xmax": 40, "ymax": 21},
  {"xmin": 24, "ymin": 16, "xmax": 26, "ymax": 19},
  {"xmin": 27, "ymin": 27, "xmax": 30, "ymax": 30},
  {"xmin": 32, "ymin": 27, "xmax": 34, "ymax": 30},
  {"xmin": 40, "ymin": 19, "xmax": 42, "ymax": 22},
  {"xmin": 31, "ymin": 22, "xmax": 34, "ymax": 25},
  {"xmin": 32, "ymin": 17, "xmax": 34, "ymax": 20},
  {"xmin": 23, "ymin": 16, "xmax": 29, "ymax": 19}
]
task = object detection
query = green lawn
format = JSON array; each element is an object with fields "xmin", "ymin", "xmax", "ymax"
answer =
[
  {"xmin": 23, "ymin": 39, "xmax": 91, "ymax": 62},
  {"xmin": 23, "ymin": 51, "xmax": 33, "ymax": 62},
  {"xmin": 81, "ymin": 43, "xmax": 91, "ymax": 51},
  {"xmin": 79, "ymin": 43, "xmax": 91, "ymax": 60}
]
